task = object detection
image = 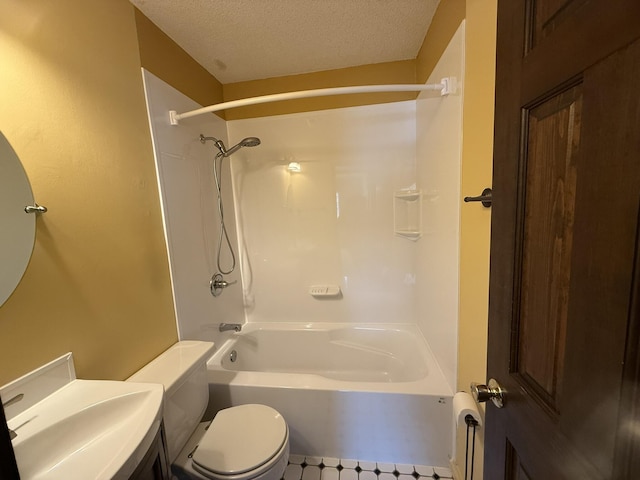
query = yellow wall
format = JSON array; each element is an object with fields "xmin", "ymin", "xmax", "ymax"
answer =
[
  {"xmin": 455, "ymin": 0, "xmax": 497, "ymax": 478},
  {"xmin": 134, "ymin": 8, "xmax": 225, "ymax": 118},
  {"xmin": 0, "ymin": 0, "xmax": 177, "ymax": 385},
  {"xmin": 416, "ymin": 0, "xmax": 466, "ymax": 83}
]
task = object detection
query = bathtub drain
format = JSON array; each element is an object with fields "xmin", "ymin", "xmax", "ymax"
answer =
[{"xmin": 229, "ymin": 350, "xmax": 237, "ymax": 362}]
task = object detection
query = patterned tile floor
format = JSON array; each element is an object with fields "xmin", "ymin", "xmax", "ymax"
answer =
[{"xmin": 283, "ymin": 455, "xmax": 453, "ymax": 480}]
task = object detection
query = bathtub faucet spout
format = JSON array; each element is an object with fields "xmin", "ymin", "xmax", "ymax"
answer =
[{"xmin": 219, "ymin": 323, "xmax": 242, "ymax": 333}]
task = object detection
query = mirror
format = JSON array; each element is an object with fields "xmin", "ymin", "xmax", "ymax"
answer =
[{"xmin": 0, "ymin": 132, "xmax": 36, "ymax": 306}]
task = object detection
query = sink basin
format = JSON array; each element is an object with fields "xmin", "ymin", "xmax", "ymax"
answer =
[{"xmin": 8, "ymin": 379, "xmax": 164, "ymax": 479}]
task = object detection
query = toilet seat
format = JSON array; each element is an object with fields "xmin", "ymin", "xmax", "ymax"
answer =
[{"xmin": 192, "ymin": 404, "xmax": 288, "ymax": 479}]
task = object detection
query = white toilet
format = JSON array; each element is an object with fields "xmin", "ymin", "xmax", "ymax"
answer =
[{"xmin": 128, "ymin": 341, "xmax": 289, "ymax": 480}]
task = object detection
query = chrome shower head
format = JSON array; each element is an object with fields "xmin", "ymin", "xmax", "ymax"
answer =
[
  {"xmin": 239, "ymin": 137, "xmax": 261, "ymax": 148},
  {"xmin": 222, "ymin": 137, "xmax": 261, "ymax": 157},
  {"xmin": 200, "ymin": 134, "xmax": 261, "ymax": 157}
]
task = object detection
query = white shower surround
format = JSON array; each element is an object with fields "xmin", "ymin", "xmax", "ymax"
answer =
[
  {"xmin": 415, "ymin": 22, "xmax": 465, "ymax": 392},
  {"xmin": 226, "ymin": 22, "xmax": 464, "ymax": 392},
  {"xmin": 227, "ymin": 101, "xmax": 418, "ymax": 325},
  {"xmin": 142, "ymin": 70, "xmax": 246, "ymax": 344}
]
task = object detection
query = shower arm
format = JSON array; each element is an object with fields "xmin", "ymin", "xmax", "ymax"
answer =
[{"xmin": 169, "ymin": 78, "xmax": 456, "ymax": 125}]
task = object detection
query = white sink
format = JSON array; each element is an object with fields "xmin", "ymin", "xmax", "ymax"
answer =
[{"xmin": 7, "ymin": 379, "xmax": 164, "ymax": 479}]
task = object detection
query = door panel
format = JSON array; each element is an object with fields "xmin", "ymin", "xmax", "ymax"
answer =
[
  {"xmin": 526, "ymin": 0, "xmax": 589, "ymax": 50},
  {"xmin": 506, "ymin": 440, "xmax": 532, "ymax": 480},
  {"xmin": 614, "ymin": 206, "xmax": 640, "ymax": 477},
  {"xmin": 486, "ymin": 0, "xmax": 640, "ymax": 478},
  {"xmin": 561, "ymin": 40, "xmax": 640, "ymax": 476},
  {"xmin": 521, "ymin": 0, "xmax": 640, "ymax": 101},
  {"xmin": 516, "ymin": 83, "xmax": 581, "ymax": 415}
]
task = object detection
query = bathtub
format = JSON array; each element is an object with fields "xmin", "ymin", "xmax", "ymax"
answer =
[{"xmin": 205, "ymin": 323, "xmax": 453, "ymax": 466}]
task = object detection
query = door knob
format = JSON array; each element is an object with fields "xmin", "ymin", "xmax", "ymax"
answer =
[{"xmin": 471, "ymin": 378, "xmax": 506, "ymax": 408}]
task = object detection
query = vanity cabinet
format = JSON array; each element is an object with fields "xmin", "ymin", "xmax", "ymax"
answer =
[
  {"xmin": 129, "ymin": 422, "xmax": 170, "ymax": 480},
  {"xmin": 0, "ymin": 401, "xmax": 19, "ymax": 479}
]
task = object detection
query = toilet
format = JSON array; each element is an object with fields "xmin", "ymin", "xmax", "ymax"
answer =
[{"xmin": 128, "ymin": 341, "xmax": 289, "ymax": 480}]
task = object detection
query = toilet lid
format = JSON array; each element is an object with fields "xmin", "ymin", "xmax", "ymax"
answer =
[{"xmin": 193, "ymin": 404, "xmax": 287, "ymax": 475}]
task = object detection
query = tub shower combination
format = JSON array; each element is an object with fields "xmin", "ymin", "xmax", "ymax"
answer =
[
  {"xmin": 198, "ymin": 123, "xmax": 453, "ymax": 467},
  {"xmin": 149, "ymin": 80, "xmax": 461, "ymax": 469},
  {"xmin": 205, "ymin": 323, "xmax": 453, "ymax": 466}
]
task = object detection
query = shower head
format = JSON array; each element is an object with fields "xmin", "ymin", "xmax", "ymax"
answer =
[
  {"xmin": 200, "ymin": 134, "xmax": 261, "ymax": 157},
  {"xmin": 239, "ymin": 137, "xmax": 261, "ymax": 147},
  {"xmin": 223, "ymin": 137, "xmax": 261, "ymax": 157}
]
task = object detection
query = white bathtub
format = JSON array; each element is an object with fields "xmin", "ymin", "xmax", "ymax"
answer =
[{"xmin": 205, "ymin": 323, "xmax": 453, "ymax": 466}]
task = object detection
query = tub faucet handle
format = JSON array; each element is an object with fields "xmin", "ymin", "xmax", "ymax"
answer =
[{"xmin": 210, "ymin": 273, "xmax": 237, "ymax": 297}]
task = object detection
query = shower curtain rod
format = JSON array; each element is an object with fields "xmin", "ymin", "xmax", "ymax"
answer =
[{"xmin": 169, "ymin": 77, "xmax": 455, "ymax": 125}]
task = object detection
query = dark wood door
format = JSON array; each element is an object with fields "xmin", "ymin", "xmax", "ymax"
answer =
[{"xmin": 485, "ymin": 1, "xmax": 640, "ymax": 478}]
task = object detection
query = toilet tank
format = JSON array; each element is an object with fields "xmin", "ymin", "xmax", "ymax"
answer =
[{"xmin": 128, "ymin": 341, "xmax": 215, "ymax": 462}]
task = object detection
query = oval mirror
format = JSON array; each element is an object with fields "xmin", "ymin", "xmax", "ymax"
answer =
[{"xmin": 0, "ymin": 132, "xmax": 36, "ymax": 306}]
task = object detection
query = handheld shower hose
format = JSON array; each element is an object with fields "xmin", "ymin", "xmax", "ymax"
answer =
[{"xmin": 200, "ymin": 134, "xmax": 261, "ymax": 275}]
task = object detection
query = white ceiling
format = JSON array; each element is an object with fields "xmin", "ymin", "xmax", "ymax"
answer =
[{"xmin": 130, "ymin": 0, "xmax": 440, "ymax": 84}]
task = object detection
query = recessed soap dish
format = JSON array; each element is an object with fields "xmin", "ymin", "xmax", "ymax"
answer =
[{"xmin": 309, "ymin": 285, "xmax": 342, "ymax": 298}]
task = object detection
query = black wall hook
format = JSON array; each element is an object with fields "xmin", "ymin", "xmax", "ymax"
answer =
[{"xmin": 463, "ymin": 188, "xmax": 492, "ymax": 208}]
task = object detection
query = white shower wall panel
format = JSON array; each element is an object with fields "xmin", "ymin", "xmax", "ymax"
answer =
[
  {"xmin": 415, "ymin": 22, "xmax": 465, "ymax": 392},
  {"xmin": 142, "ymin": 70, "xmax": 246, "ymax": 342},
  {"xmin": 227, "ymin": 102, "xmax": 418, "ymax": 324}
]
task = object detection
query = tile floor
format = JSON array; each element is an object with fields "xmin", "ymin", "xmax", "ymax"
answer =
[{"xmin": 283, "ymin": 455, "xmax": 453, "ymax": 480}]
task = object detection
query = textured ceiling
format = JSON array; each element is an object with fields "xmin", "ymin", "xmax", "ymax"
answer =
[{"xmin": 130, "ymin": 0, "xmax": 440, "ymax": 84}]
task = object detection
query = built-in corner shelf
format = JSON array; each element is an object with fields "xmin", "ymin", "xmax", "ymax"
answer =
[{"xmin": 394, "ymin": 190, "xmax": 422, "ymax": 241}]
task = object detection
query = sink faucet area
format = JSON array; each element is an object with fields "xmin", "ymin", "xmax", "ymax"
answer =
[{"xmin": 1, "ymin": 353, "xmax": 164, "ymax": 479}]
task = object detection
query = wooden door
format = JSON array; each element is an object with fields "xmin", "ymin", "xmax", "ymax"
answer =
[{"xmin": 485, "ymin": 0, "xmax": 640, "ymax": 478}]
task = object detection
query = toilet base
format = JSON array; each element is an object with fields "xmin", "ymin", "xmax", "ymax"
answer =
[{"xmin": 171, "ymin": 422, "xmax": 289, "ymax": 480}]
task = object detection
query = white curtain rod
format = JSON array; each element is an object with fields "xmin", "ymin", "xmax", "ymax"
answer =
[{"xmin": 169, "ymin": 77, "xmax": 455, "ymax": 125}]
